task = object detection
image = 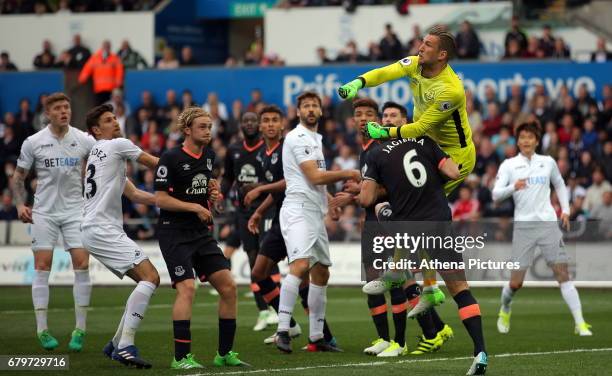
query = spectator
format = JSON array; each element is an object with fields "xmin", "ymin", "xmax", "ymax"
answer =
[
  {"xmin": 552, "ymin": 84, "xmax": 571, "ymax": 112},
  {"xmin": 602, "ymin": 141, "xmax": 612, "ymax": 181},
  {"xmin": 504, "ymin": 16, "xmax": 528, "ymax": 55},
  {"xmin": 503, "ymin": 39, "xmax": 524, "ymax": 60},
  {"xmin": 32, "ymin": 93, "xmax": 48, "ymax": 131},
  {"xmin": 452, "ymin": 186, "xmax": 480, "ymax": 221},
  {"xmin": 34, "ymin": 1, "xmax": 48, "ymax": 14},
  {"xmin": 55, "ymin": 0, "xmax": 71, "ymax": 13},
  {"xmin": 203, "ymin": 92, "xmax": 228, "ymax": 121},
  {"xmin": 335, "ymin": 40, "xmax": 367, "ymax": 63},
  {"xmin": 78, "ymin": 40, "xmax": 124, "ymax": 105},
  {"xmin": 66, "ymin": 34, "xmax": 91, "ymax": 69},
  {"xmin": 105, "ymin": 88, "xmax": 132, "ymax": 116},
  {"xmin": 135, "ymin": 90, "xmax": 158, "ymax": 118},
  {"xmin": 539, "ymin": 25, "xmax": 556, "ymax": 57},
  {"xmin": 575, "ymin": 84, "xmax": 597, "ymax": 119},
  {"xmin": 481, "ymin": 85, "xmax": 500, "ymax": 118},
  {"xmin": 159, "ymin": 89, "xmax": 180, "ymax": 126},
  {"xmin": 591, "ymin": 37, "xmax": 612, "ymax": 63},
  {"xmin": 244, "ymin": 38, "xmax": 264, "ymax": 65},
  {"xmin": 567, "ymin": 172, "xmax": 587, "ymax": 204},
  {"xmin": 491, "ymin": 126, "xmax": 515, "ymax": 159},
  {"xmin": 246, "ymin": 89, "xmax": 263, "ymax": 112},
  {"xmin": 551, "ymin": 38, "xmax": 570, "ymax": 59},
  {"xmin": 316, "ymin": 47, "xmax": 333, "ymax": 64},
  {"xmin": 557, "ymin": 114, "xmax": 574, "ymax": 145},
  {"xmin": 482, "ymin": 103, "xmax": 502, "ymax": 137},
  {"xmin": 582, "ymin": 118, "xmax": 598, "ymax": 152},
  {"xmin": 584, "ymin": 167, "xmax": 612, "ymax": 212},
  {"xmin": 0, "ymin": 190, "xmax": 17, "ymax": 220},
  {"xmin": 575, "ymin": 150, "xmax": 595, "ymax": 186},
  {"xmin": 140, "ymin": 119, "xmax": 165, "ymax": 154},
  {"xmin": 379, "ymin": 23, "xmax": 403, "ymax": 61},
  {"xmin": 104, "ymin": 0, "xmax": 133, "ymax": 11},
  {"xmin": 16, "ymin": 98, "xmax": 34, "ymax": 128},
  {"xmin": 0, "ymin": 125, "xmax": 20, "ymax": 163},
  {"xmin": 467, "ymin": 99, "xmax": 482, "ymax": 133},
  {"xmin": 556, "ymin": 96, "xmax": 582, "ymax": 127},
  {"xmin": 366, "ymin": 42, "xmax": 383, "ymax": 62},
  {"xmin": 225, "ymin": 56, "xmax": 238, "ymax": 67},
  {"xmin": 180, "ymin": 46, "xmax": 198, "ymax": 66},
  {"xmin": 115, "ymin": 102, "xmax": 128, "ymax": 135},
  {"xmin": 590, "ymin": 190, "xmax": 612, "ymax": 239},
  {"xmin": 406, "ymin": 24, "xmax": 423, "ymax": 56},
  {"xmin": 455, "ymin": 20, "xmax": 481, "ymax": 60},
  {"xmin": 33, "ymin": 40, "xmax": 56, "ymax": 69},
  {"xmin": 181, "ymin": 90, "xmax": 198, "ymax": 109},
  {"xmin": 0, "ymin": 51, "xmax": 18, "ymax": 71},
  {"xmin": 523, "ymin": 36, "xmax": 542, "ymax": 58},
  {"xmin": 475, "ymin": 137, "xmax": 500, "ymax": 175},
  {"xmin": 117, "ymin": 40, "xmax": 148, "ymax": 69},
  {"xmin": 157, "ymin": 46, "xmax": 179, "ymax": 69}
]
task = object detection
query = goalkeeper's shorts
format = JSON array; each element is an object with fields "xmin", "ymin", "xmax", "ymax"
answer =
[{"xmin": 443, "ymin": 142, "xmax": 476, "ymax": 196}]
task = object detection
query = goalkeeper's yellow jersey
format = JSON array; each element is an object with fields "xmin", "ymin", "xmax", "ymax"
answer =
[{"xmin": 361, "ymin": 56, "xmax": 472, "ymax": 152}]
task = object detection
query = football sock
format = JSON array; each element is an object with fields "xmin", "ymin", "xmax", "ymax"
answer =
[
  {"xmin": 367, "ymin": 294, "xmax": 389, "ymax": 341},
  {"xmin": 73, "ymin": 269, "xmax": 91, "ymax": 331},
  {"xmin": 307, "ymin": 283, "xmax": 327, "ymax": 342},
  {"xmin": 278, "ymin": 274, "xmax": 301, "ymax": 332},
  {"xmin": 32, "ymin": 270, "xmax": 50, "ymax": 334},
  {"xmin": 454, "ymin": 290, "xmax": 486, "ymax": 356},
  {"xmin": 112, "ymin": 312, "xmax": 126, "ymax": 348},
  {"xmin": 501, "ymin": 283, "xmax": 515, "ymax": 313},
  {"xmin": 559, "ymin": 281, "xmax": 585, "ymax": 325},
  {"xmin": 173, "ymin": 320, "xmax": 191, "ymax": 361},
  {"xmin": 299, "ymin": 284, "xmax": 333, "ymax": 341},
  {"xmin": 390, "ymin": 287, "xmax": 407, "ymax": 347},
  {"xmin": 218, "ymin": 318, "xmax": 236, "ymax": 356},
  {"xmin": 405, "ymin": 283, "xmax": 438, "ymax": 339},
  {"xmin": 118, "ymin": 281, "xmax": 156, "ymax": 349},
  {"xmin": 251, "ymin": 281, "xmax": 269, "ymax": 311},
  {"xmin": 259, "ymin": 277, "xmax": 296, "ymax": 327}
]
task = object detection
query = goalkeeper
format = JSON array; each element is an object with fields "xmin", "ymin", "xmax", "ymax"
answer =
[{"xmin": 339, "ymin": 25, "xmax": 476, "ymax": 311}]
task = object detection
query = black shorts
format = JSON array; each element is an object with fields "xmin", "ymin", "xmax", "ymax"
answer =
[
  {"xmin": 237, "ymin": 210, "xmax": 259, "ymax": 253},
  {"xmin": 158, "ymin": 227, "xmax": 230, "ymax": 287},
  {"xmin": 225, "ymin": 214, "xmax": 241, "ymax": 248},
  {"xmin": 259, "ymin": 220, "xmax": 287, "ymax": 263}
]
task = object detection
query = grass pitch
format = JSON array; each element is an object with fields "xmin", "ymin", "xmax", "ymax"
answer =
[{"xmin": 0, "ymin": 286, "xmax": 610, "ymax": 375}]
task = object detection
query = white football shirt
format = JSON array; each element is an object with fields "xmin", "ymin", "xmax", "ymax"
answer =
[
  {"xmin": 82, "ymin": 138, "xmax": 142, "ymax": 229},
  {"xmin": 492, "ymin": 152, "xmax": 570, "ymax": 221},
  {"xmin": 282, "ymin": 123, "xmax": 328, "ymax": 213},
  {"xmin": 16, "ymin": 125, "xmax": 95, "ymax": 216}
]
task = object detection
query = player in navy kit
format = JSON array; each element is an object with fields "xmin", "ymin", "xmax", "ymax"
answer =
[
  {"xmin": 155, "ymin": 107, "xmax": 249, "ymax": 369},
  {"xmin": 359, "ymin": 136, "xmax": 487, "ymax": 375},
  {"xmin": 244, "ymin": 105, "xmax": 339, "ymax": 349},
  {"xmin": 221, "ymin": 111, "xmax": 277, "ymax": 330}
]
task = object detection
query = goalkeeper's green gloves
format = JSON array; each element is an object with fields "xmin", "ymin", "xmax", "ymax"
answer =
[
  {"xmin": 365, "ymin": 122, "xmax": 392, "ymax": 140},
  {"xmin": 338, "ymin": 78, "xmax": 363, "ymax": 100}
]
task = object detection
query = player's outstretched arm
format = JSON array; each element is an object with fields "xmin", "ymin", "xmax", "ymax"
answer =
[
  {"xmin": 299, "ymin": 160, "xmax": 360, "ymax": 186},
  {"xmin": 550, "ymin": 159, "xmax": 571, "ymax": 230},
  {"xmin": 124, "ymin": 180, "xmax": 156, "ymax": 206},
  {"xmin": 244, "ymin": 179, "xmax": 286, "ymax": 207},
  {"xmin": 338, "ymin": 60, "xmax": 408, "ymax": 100},
  {"xmin": 137, "ymin": 152, "xmax": 160, "ymax": 170},
  {"xmin": 155, "ymin": 191, "xmax": 212, "ymax": 222},
  {"xmin": 248, "ymin": 194, "xmax": 275, "ymax": 234}
]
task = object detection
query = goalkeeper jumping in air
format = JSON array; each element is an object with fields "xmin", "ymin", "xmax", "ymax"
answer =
[{"xmin": 338, "ymin": 25, "xmax": 476, "ymax": 315}]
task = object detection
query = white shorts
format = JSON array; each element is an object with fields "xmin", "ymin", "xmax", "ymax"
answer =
[
  {"xmin": 31, "ymin": 212, "xmax": 83, "ymax": 251},
  {"xmin": 280, "ymin": 204, "xmax": 331, "ymax": 267},
  {"xmin": 82, "ymin": 224, "xmax": 148, "ymax": 278},
  {"xmin": 512, "ymin": 222, "xmax": 568, "ymax": 269}
]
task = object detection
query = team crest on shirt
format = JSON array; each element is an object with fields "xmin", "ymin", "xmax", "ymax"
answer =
[
  {"xmin": 304, "ymin": 146, "xmax": 312, "ymax": 155},
  {"xmin": 207, "ymin": 158, "xmax": 212, "ymax": 170},
  {"xmin": 400, "ymin": 57, "xmax": 412, "ymax": 66},
  {"xmin": 175, "ymin": 266, "xmax": 185, "ymax": 276},
  {"xmin": 70, "ymin": 142, "xmax": 78, "ymax": 147},
  {"xmin": 424, "ymin": 91, "xmax": 435, "ymax": 102},
  {"xmin": 271, "ymin": 153, "xmax": 278, "ymax": 165},
  {"xmin": 265, "ymin": 170, "xmax": 274, "ymax": 182},
  {"xmin": 361, "ymin": 163, "xmax": 368, "ymax": 177},
  {"xmin": 439, "ymin": 101, "xmax": 452, "ymax": 111}
]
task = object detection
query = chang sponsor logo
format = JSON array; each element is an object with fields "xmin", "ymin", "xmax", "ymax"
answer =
[{"xmin": 186, "ymin": 173, "xmax": 208, "ymax": 195}]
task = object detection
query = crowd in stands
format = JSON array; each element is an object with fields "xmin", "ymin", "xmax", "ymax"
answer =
[
  {"xmin": 1, "ymin": 80, "xmax": 611, "ymax": 240},
  {"xmin": 0, "ymin": 0, "xmax": 160, "ymax": 14}
]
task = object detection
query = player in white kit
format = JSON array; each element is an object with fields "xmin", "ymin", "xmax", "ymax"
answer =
[
  {"xmin": 275, "ymin": 92, "xmax": 360, "ymax": 353},
  {"xmin": 13, "ymin": 93, "xmax": 95, "ymax": 351},
  {"xmin": 492, "ymin": 121, "xmax": 592, "ymax": 336},
  {"xmin": 82, "ymin": 104, "xmax": 161, "ymax": 368}
]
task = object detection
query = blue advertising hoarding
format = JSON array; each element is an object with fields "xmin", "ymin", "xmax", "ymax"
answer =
[{"xmin": 1, "ymin": 61, "xmax": 610, "ymax": 116}]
